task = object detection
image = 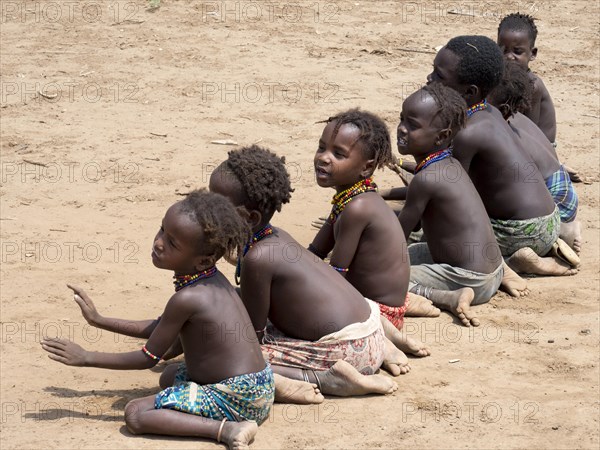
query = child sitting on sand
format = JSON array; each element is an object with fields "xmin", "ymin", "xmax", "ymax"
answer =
[
  {"xmin": 428, "ymin": 35, "xmax": 577, "ymax": 278},
  {"xmin": 396, "ymin": 83, "xmax": 504, "ymax": 326},
  {"xmin": 209, "ymin": 145, "xmax": 401, "ymax": 392},
  {"xmin": 497, "ymin": 13, "xmax": 580, "ymax": 182},
  {"xmin": 488, "ymin": 61, "xmax": 581, "ymax": 258},
  {"xmin": 42, "ymin": 189, "xmax": 274, "ymax": 449},
  {"xmin": 308, "ymin": 108, "xmax": 434, "ymax": 350}
]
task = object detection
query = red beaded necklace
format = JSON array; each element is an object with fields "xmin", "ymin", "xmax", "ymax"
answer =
[
  {"xmin": 235, "ymin": 224, "xmax": 274, "ymax": 285},
  {"xmin": 328, "ymin": 177, "xmax": 377, "ymax": 224},
  {"xmin": 173, "ymin": 266, "xmax": 218, "ymax": 292},
  {"xmin": 414, "ymin": 148, "xmax": 452, "ymax": 174}
]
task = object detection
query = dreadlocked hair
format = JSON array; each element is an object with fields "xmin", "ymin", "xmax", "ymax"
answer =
[
  {"xmin": 488, "ymin": 60, "xmax": 533, "ymax": 119},
  {"xmin": 224, "ymin": 145, "xmax": 293, "ymax": 221},
  {"xmin": 498, "ymin": 12, "xmax": 538, "ymax": 46},
  {"xmin": 178, "ymin": 188, "xmax": 249, "ymax": 262},
  {"xmin": 323, "ymin": 108, "xmax": 393, "ymax": 170},
  {"xmin": 445, "ymin": 35, "xmax": 504, "ymax": 97},
  {"xmin": 422, "ymin": 82, "xmax": 467, "ymax": 134}
]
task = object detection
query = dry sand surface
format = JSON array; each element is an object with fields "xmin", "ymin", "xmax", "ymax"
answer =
[{"xmin": 1, "ymin": 0, "xmax": 599, "ymax": 448}]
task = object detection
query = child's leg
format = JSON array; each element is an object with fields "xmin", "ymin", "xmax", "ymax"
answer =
[
  {"xmin": 404, "ymin": 293, "xmax": 441, "ymax": 317},
  {"xmin": 124, "ymin": 395, "xmax": 258, "ymax": 448},
  {"xmin": 380, "ymin": 316, "xmax": 430, "ymax": 358},
  {"xmin": 270, "ymin": 362, "xmax": 397, "ymax": 397},
  {"xmin": 273, "ymin": 373, "xmax": 324, "ymax": 405},
  {"xmin": 500, "ymin": 261, "xmax": 530, "ymax": 297},
  {"xmin": 506, "ymin": 247, "xmax": 578, "ymax": 276},
  {"xmin": 423, "ymin": 287, "xmax": 479, "ymax": 327},
  {"xmin": 559, "ymin": 220, "xmax": 582, "ymax": 254}
]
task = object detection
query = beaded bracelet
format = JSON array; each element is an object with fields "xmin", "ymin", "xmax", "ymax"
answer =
[
  {"xmin": 141, "ymin": 345, "xmax": 161, "ymax": 361},
  {"xmin": 330, "ymin": 264, "xmax": 349, "ymax": 273}
]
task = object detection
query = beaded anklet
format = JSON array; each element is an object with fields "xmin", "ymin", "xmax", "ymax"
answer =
[
  {"xmin": 330, "ymin": 264, "xmax": 349, "ymax": 273},
  {"xmin": 141, "ymin": 345, "xmax": 161, "ymax": 361},
  {"xmin": 329, "ymin": 177, "xmax": 378, "ymax": 224},
  {"xmin": 235, "ymin": 224, "xmax": 275, "ymax": 285},
  {"xmin": 173, "ymin": 266, "xmax": 218, "ymax": 292},
  {"xmin": 466, "ymin": 99, "xmax": 488, "ymax": 118},
  {"xmin": 414, "ymin": 148, "xmax": 452, "ymax": 174}
]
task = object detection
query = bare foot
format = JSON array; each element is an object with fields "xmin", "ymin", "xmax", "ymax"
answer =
[
  {"xmin": 404, "ymin": 293, "xmax": 441, "ymax": 317},
  {"xmin": 380, "ymin": 316, "xmax": 431, "ymax": 357},
  {"xmin": 221, "ymin": 421, "xmax": 258, "ymax": 450},
  {"xmin": 564, "ymin": 165, "xmax": 582, "ymax": 183},
  {"xmin": 273, "ymin": 374, "xmax": 324, "ymax": 404},
  {"xmin": 507, "ymin": 247, "xmax": 578, "ymax": 276},
  {"xmin": 381, "ymin": 337, "xmax": 410, "ymax": 376},
  {"xmin": 317, "ymin": 360, "xmax": 398, "ymax": 396},
  {"xmin": 559, "ymin": 220, "xmax": 582, "ymax": 255},
  {"xmin": 429, "ymin": 287, "xmax": 479, "ymax": 327},
  {"xmin": 500, "ymin": 262, "xmax": 530, "ymax": 298}
]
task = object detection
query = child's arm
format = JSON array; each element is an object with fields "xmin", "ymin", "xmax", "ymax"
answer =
[
  {"xmin": 308, "ymin": 219, "xmax": 335, "ymax": 259},
  {"xmin": 534, "ymin": 77, "xmax": 557, "ymax": 142},
  {"xmin": 327, "ymin": 198, "xmax": 371, "ymax": 276},
  {"xmin": 68, "ymin": 284, "xmax": 159, "ymax": 338},
  {"xmin": 239, "ymin": 257, "xmax": 273, "ymax": 342},
  {"xmin": 42, "ymin": 292, "xmax": 192, "ymax": 370},
  {"xmin": 379, "ymin": 186, "xmax": 408, "ymax": 201},
  {"xmin": 398, "ymin": 181, "xmax": 430, "ymax": 241}
]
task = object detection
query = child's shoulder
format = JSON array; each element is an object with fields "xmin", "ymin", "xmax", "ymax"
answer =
[{"xmin": 342, "ymin": 191, "xmax": 384, "ymax": 217}]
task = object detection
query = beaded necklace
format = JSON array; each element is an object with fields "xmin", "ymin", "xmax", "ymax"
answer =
[
  {"xmin": 235, "ymin": 224, "xmax": 274, "ymax": 284},
  {"xmin": 414, "ymin": 148, "xmax": 452, "ymax": 174},
  {"xmin": 173, "ymin": 266, "xmax": 218, "ymax": 292},
  {"xmin": 328, "ymin": 177, "xmax": 377, "ymax": 224},
  {"xmin": 466, "ymin": 99, "xmax": 488, "ymax": 118}
]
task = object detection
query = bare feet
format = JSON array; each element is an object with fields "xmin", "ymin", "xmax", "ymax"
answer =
[
  {"xmin": 507, "ymin": 247, "xmax": 578, "ymax": 276},
  {"xmin": 564, "ymin": 164, "xmax": 582, "ymax": 183},
  {"xmin": 381, "ymin": 337, "xmax": 410, "ymax": 376},
  {"xmin": 221, "ymin": 421, "xmax": 258, "ymax": 450},
  {"xmin": 274, "ymin": 374, "xmax": 324, "ymax": 404},
  {"xmin": 559, "ymin": 220, "xmax": 582, "ymax": 255},
  {"xmin": 317, "ymin": 360, "xmax": 398, "ymax": 396},
  {"xmin": 404, "ymin": 293, "xmax": 441, "ymax": 317},
  {"xmin": 380, "ymin": 316, "xmax": 431, "ymax": 357},
  {"xmin": 429, "ymin": 287, "xmax": 479, "ymax": 327},
  {"xmin": 500, "ymin": 262, "xmax": 530, "ymax": 298}
]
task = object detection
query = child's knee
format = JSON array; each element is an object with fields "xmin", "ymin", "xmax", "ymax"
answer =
[{"xmin": 124, "ymin": 400, "xmax": 144, "ymax": 435}]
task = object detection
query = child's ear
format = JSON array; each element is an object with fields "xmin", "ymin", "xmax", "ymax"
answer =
[
  {"xmin": 360, "ymin": 158, "xmax": 376, "ymax": 178},
  {"xmin": 464, "ymin": 84, "xmax": 481, "ymax": 104},
  {"xmin": 248, "ymin": 210, "xmax": 263, "ymax": 230},
  {"xmin": 435, "ymin": 128, "xmax": 452, "ymax": 146},
  {"xmin": 530, "ymin": 47, "xmax": 538, "ymax": 61}
]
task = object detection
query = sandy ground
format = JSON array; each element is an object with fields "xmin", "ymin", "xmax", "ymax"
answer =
[{"xmin": 1, "ymin": 0, "xmax": 599, "ymax": 448}]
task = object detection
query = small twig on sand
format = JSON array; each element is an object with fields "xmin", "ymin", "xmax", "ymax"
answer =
[
  {"xmin": 23, "ymin": 159, "xmax": 48, "ymax": 167},
  {"xmin": 394, "ymin": 48, "xmax": 437, "ymax": 55}
]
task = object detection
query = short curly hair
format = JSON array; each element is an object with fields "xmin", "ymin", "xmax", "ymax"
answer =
[
  {"xmin": 177, "ymin": 188, "xmax": 249, "ymax": 261},
  {"xmin": 421, "ymin": 82, "xmax": 467, "ymax": 135},
  {"xmin": 324, "ymin": 108, "xmax": 392, "ymax": 171},
  {"xmin": 498, "ymin": 13, "xmax": 538, "ymax": 46},
  {"xmin": 223, "ymin": 145, "xmax": 293, "ymax": 221},
  {"xmin": 445, "ymin": 35, "xmax": 504, "ymax": 98},
  {"xmin": 488, "ymin": 60, "xmax": 533, "ymax": 119}
]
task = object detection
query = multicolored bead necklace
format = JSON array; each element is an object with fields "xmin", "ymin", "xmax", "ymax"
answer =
[
  {"xmin": 173, "ymin": 266, "xmax": 218, "ymax": 292},
  {"xmin": 466, "ymin": 99, "xmax": 488, "ymax": 118},
  {"xmin": 328, "ymin": 177, "xmax": 377, "ymax": 224},
  {"xmin": 414, "ymin": 148, "xmax": 452, "ymax": 174},
  {"xmin": 235, "ymin": 224, "xmax": 274, "ymax": 284}
]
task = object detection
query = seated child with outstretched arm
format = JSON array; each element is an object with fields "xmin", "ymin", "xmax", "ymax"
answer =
[
  {"xmin": 42, "ymin": 189, "xmax": 274, "ymax": 449},
  {"xmin": 497, "ymin": 12, "xmax": 580, "ymax": 182},
  {"xmin": 209, "ymin": 145, "xmax": 400, "ymax": 394},
  {"xmin": 307, "ymin": 109, "xmax": 433, "ymax": 352},
  {"xmin": 488, "ymin": 60, "xmax": 581, "ymax": 257},
  {"xmin": 397, "ymin": 83, "xmax": 504, "ymax": 326},
  {"xmin": 428, "ymin": 35, "xmax": 577, "ymax": 279}
]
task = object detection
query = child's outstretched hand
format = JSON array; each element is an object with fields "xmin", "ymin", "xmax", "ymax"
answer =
[
  {"xmin": 311, "ymin": 216, "xmax": 328, "ymax": 230},
  {"xmin": 67, "ymin": 284, "xmax": 101, "ymax": 326},
  {"xmin": 41, "ymin": 338, "xmax": 88, "ymax": 366}
]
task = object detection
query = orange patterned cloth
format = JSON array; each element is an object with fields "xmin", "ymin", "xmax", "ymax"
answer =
[{"xmin": 377, "ymin": 295, "xmax": 409, "ymax": 330}]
